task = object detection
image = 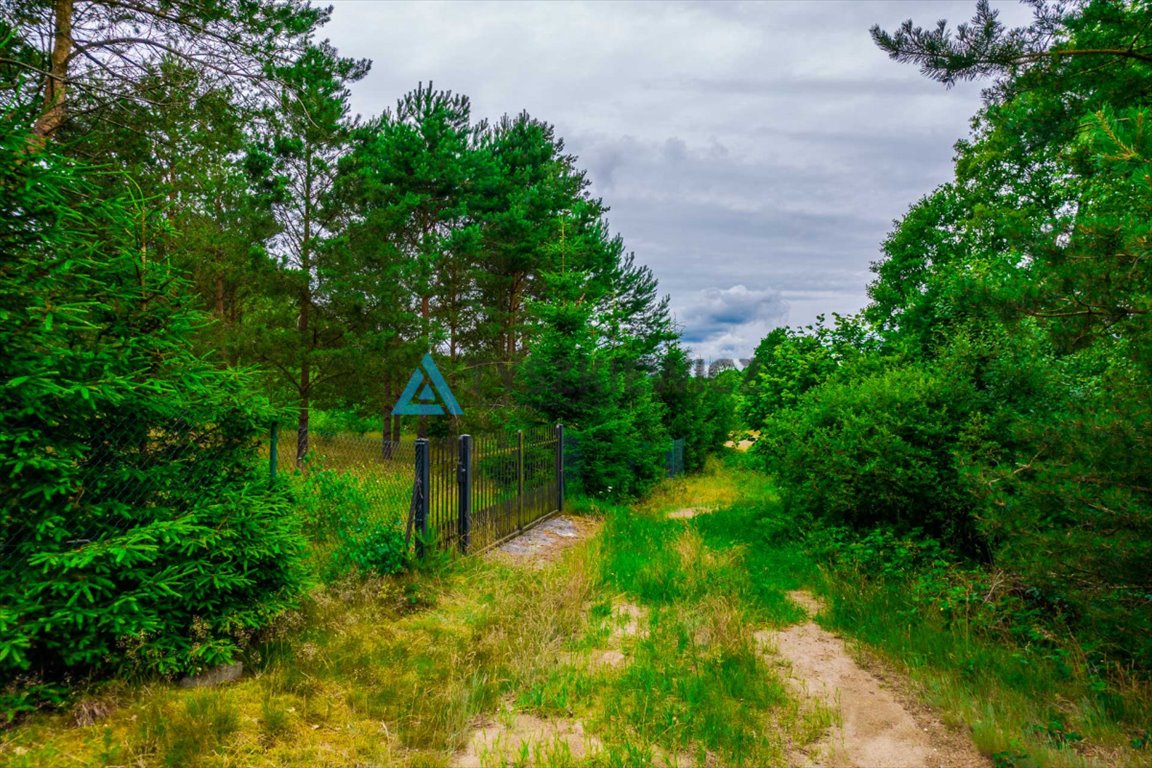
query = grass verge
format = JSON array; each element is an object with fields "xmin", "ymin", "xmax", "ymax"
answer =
[{"xmin": 704, "ymin": 454, "xmax": 1152, "ymax": 768}]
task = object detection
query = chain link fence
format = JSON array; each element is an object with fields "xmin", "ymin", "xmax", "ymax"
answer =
[
  {"xmin": 666, "ymin": 438, "xmax": 686, "ymax": 478},
  {"xmin": 270, "ymin": 423, "xmax": 564, "ymax": 562},
  {"xmin": 2, "ymin": 417, "xmax": 263, "ymax": 567},
  {"xmin": 4, "ymin": 419, "xmax": 572, "ymax": 581}
]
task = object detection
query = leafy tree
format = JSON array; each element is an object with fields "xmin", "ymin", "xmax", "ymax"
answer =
[
  {"xmin": 760, "ymin": 362, "xmax": 986, "ymax": 548},
  {"xmin": 750, "ymin": 0, "xmax": 1152, "ymax": 670},
  {"xmin": 741, "ymin": 315, "xmax": 875, "ymax": 428}
]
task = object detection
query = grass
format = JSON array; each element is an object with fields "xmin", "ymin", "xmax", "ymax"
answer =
[
  {"xmin": 697, "ymin": 457, "xmax": 1152, "ymax": 768},
  {"xmin": 5, "ymin": 455, "xmax": 1145, "ymax": 766},
  {"xmin": 817, "ymin": 575, "xmax": 1152, "ymax": 768},
  {"xmin": 0, "ymin": 459, "xmax": 825, "ymax": 767}
]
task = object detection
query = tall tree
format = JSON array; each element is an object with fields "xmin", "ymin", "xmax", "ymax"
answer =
[
  {"xmin": 470, "ymin": 113, "xmax": 602, "ymax": 386},
  {"xmin": 246, "ymin": 42, "xmax": 369, "ymax": 463},
  {"xmin": 59, "ymin": 58, "xmax": 278, "ymax": 361},
  {"xmin": 333, "ymin": 83, "xmax": 479, "ymax": 437}
]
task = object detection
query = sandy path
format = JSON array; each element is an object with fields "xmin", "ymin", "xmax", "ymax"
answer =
[
  {"xmin": 471, "ymin": 520, "xmax": 989, "ymax": 767},
  {"xmin": 758, "ymin": 591, "xmax": 989, "ymax": 768},
  {"xmin": 488, "ymin": 514, "xmax": 600, "ymax": 567}
]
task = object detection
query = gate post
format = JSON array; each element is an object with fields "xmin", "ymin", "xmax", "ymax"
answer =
[
  {"xmin": 458, "ymin": 434, "xmax": 472, "ymax": 554},
  {"xmin": 517, "ymin": 430, "xmax": 525, "ymax": 529},
  {"xmin": 555, "ymin": 424, "xmax": 564, "ymax": 513},
  {"xmin": 269, "ymin": 422, "xmax": 278, "ymax": 488},
  {"xmin": 415, "ymin": 438, "xmax": 430, "ymax": 559}
]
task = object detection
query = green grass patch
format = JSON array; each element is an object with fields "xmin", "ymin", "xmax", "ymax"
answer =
[
  {"xmin": 688, "ymin": 460, "xmax": 1152, "ymax": 768},
  {"xmin": 0, "ymin": 459, "xmax": 830, "ymax": 767}
]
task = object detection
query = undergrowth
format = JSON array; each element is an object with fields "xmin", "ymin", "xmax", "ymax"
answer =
[
  {"xmin": 7, "ymin": 455, "xmax": 1142, "ymax": 766},
  {"xmin": 710, "ymin": 453, "xmax": 1152, "ymax": 768},
  {"xmin": 0, "ymin": 459, "xmax": 826, "ymax": 767}
]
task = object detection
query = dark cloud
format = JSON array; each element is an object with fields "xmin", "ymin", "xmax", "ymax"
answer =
[
  {"xmin": 675, "ymin": 285, "xmax": 789, "ymax": 357},
  {"xmin": 324, "ymin": 0, "xmax": 1034, "ymax": 358}
]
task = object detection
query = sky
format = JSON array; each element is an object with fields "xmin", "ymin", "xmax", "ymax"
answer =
[{"xmin": 323, "ymin": 0, "xmax": 1034, "ymax": 360}]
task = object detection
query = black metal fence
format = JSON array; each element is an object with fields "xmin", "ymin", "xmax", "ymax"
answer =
[
  {"xmin": 666, "ymin": 437, "xmax": 686, "ymax": 478},
  {"xmin": 272, "ymin": 425, "xmax": 565, "ymax": 558}
]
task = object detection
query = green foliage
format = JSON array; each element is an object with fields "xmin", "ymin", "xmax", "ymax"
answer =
[
  {"xmin": 740, "ymin": 315, "xmax": 876, "ymax": 428},
  {"xmin": 0, "ymin": 123, "xmax": 308, "ymax": 715},
  {"xmin": 760, "ymin": 363, "xmax": 984, "ymax": 547},
  {"xmin": 745, "ymin": 0, "xmax": 1152, "ymax": 676},
  {"xmin": 309, "ymin": 409, "xmax": 376, "ymax": 439},
  {"xmin": 519, "ymin": 269, "xmax": 675, "ymax": 499},
  {"xmin": 651, "ymin": 344, "xmax": 735, "ymax": 474},
  {"xmin": 291, "ymin": 467, "xmax": 408, "ymax": 579}
]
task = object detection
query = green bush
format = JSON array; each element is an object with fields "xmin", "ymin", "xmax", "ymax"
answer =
[
  {"xmin": 292, "ymin": 467, "xmax": 408, "ymax": 578},
  {"xmin": 759, "ymin": 363, "xmax": 984, "ymax": 549},
  {"xmin": 975, "ymin": 348, "xmax": 1152, "ymax": 670},
  {"xmin": 0, "ymin": 124, "xmax": 309, "ymax": 716},
  {"xmin": 568, "ymin": 379, "xmax": 669, "ymax": 500}
]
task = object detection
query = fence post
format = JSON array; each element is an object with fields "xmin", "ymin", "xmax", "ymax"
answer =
[
  {"xmin": 517, "ymin": 430, "xmax": 525, "ymax": 529},
  {"xmin": 415, "ymin": 438, "xmax": 430, "ymax": 560},
  {"xmin": 269, "ymin": 422, "xmax": 278, "ymax": 487},
  {"xmin": 458, "ymin": 434, "xmax": 472, "ymax": 554},
  {"xmin": 555, "ymin": 424, "xmax": 564, "ymax": 513}
]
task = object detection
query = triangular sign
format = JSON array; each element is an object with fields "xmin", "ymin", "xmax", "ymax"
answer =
[{"xmin": 392, "ymin": 353, "xmax": 463, "ymax": 416}]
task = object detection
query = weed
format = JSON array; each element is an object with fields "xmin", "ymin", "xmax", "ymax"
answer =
[
  {"xmin": 1026, "ymin": 717, "xmax": 1084, "ymax": 749},
  {"xmin": 992, "ymin": 747, "xmax": 1033, "ymax": 768},
  {"xmin": 260, "ymin": 694, "xmax": 292, "ymax": 742}
]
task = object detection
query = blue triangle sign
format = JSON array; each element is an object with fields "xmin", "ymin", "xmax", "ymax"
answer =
[{"xmin": 392, "ymin": 353, "xmax": 463, "ymax": 416}]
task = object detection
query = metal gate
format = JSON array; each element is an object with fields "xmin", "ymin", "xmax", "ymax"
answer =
[{"xmin": 412, "ymin": 425, "xmax": 564, "ymax": 556}]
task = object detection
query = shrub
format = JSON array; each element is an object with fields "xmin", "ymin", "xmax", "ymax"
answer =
[
  {"xmin": 759, "ymin": 363, "xmax": 984, "ymax": 549},
  {"xmin": 0, "ymin": 124, "xmax": 308, "ymax": 716},
  {"xmin": 292, "ymin": 466, "xmax": 408, "ymax": 578}
]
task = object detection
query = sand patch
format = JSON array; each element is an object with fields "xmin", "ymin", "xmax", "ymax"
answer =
[
  {"xmin": 490, "ymin": 515, "xmax": 599, "ymax": 567},
  {"xmin": 788, "ymin": 589, "xmax": 826, "ymax": 617},
  {"xmin": 610, "ymin": 601, "xmax": 648, "ymax": 639},
  {"xmin": 666, "ymin": 506, "xmax": 712, "ymax": 520},
  {"xmin": 452, "ymin": 712, "xmax": 602, "ymax": 767},
  {"xmin": 593, "ymin": 648, "xmax": 627, "ymax": 669},
  {"xmin": 723, "ymin": 433, "xmax": 757, "ymax": 451},
  {"xmin": 555, "ymin": 647, "xmax": 628, "ymax": 671},
  {"xmin": 758, "ymin": 590, "xmax": 989, "ymax": 768}
]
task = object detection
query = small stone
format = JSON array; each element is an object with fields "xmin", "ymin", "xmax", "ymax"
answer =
[{"xmin": 178, "ymin": 662, "xmax": 243, "ymax": 688}]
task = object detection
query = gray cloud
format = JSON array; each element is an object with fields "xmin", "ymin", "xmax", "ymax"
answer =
[
  {"xmin": 324, "ymin": 0, "xmax": 1034, "ymax": 357},
  {"xmin": 674, "ymin": 285, "xmax": 789, "ymax": 359}
]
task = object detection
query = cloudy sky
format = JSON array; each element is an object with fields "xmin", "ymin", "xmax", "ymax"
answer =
[{"xmin": 323, "ymin": 0, "xmax": 1032, "ymax": 360}]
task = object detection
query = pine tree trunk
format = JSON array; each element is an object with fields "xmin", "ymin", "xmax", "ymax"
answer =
[
  {"xmin": 296, "ymin": 392, "xmax": 309, "ymax": 467},
  {"xmin": 215, "ymin": 275, "xmax": 226, "ymax": 318},
  {"xmin": 296, "ymin": 148, "xmax": 315, "ymax": 466},
  {"xmin": 32, "ymin": 0, "xmax": 74, "ymax": 142}
]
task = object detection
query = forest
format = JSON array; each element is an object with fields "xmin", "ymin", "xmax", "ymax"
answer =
[
  {"xmin": 1, "ymin": 0, "xmax": 734, "ymax": 713},
  {"xmin": 1, "ymin": 1, "xmax": 1151, "ymax": 766}
]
